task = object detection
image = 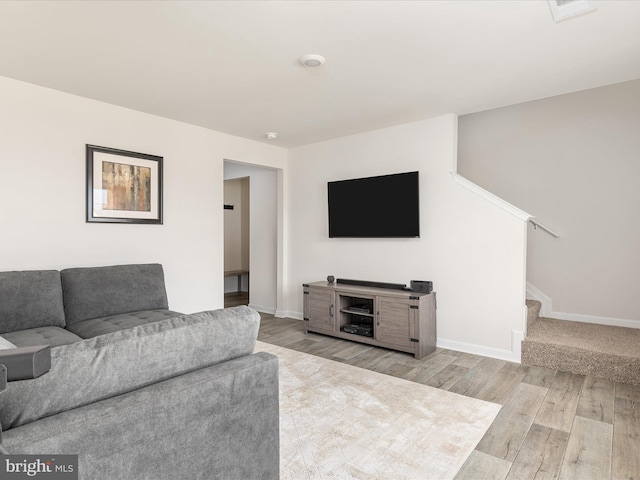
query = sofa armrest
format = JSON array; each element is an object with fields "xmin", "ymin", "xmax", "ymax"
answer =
[
  {"xmin": 0, "ymin": 346, "xmax": 51, "ymax": 381},
  {"xmin": 0, "ymin": 306, "xmax": 260, "ymax": 430}
]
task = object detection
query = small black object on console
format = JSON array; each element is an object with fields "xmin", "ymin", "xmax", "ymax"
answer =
[{"xmin": 410, "ymin": 280, "xmax": 433, "ymax": 294}]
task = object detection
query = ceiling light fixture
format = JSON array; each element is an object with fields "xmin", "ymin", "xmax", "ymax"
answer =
[
  {"xmin": 299, "ymin": 54, "xmax": 326, "ymax": 68},
  {"xmin": 265, "ymin": 132, "xmax": 278, "ymax": 140}
]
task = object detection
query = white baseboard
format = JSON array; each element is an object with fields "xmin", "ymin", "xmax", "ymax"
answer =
[
  {"xmin": 543, "ymin": 310, "xmax": 640, "ymax": 329},
  {"xmin": 526, "ymin": 282, "xmax": 553, "ymax": 316},
  {"xmin": 526, "ymin": 282, "xmax": 640, "ymax": 329},
  {"xmin": 275, "ymin": 309, "xmax": 303, "ymax": 320},
  {"xmin": 248, "ymin": 303, "xmax": 276, "ymax": 315},
  {"xmin": 436, "ymin": 332, "xmax": 522, "ymax": 363},
  {"xmin": 512, "ymin": 330, "xmax": 524, "ymax": 361},
  {"xmin": 276, "ymin": 310, "xmax": 522, "ymax": 361}
]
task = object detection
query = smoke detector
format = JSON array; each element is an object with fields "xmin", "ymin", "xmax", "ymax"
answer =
[
  {"xmin": 265, "ymin": 132, "xmax": 278, "ymax": 140},
  {"xmin": 548, "ymin": 0, "xmax": 597, "ymax": 22},
  {"xmin": 299, "ymin": 54, "xmax": 326, "ymax": 68}
]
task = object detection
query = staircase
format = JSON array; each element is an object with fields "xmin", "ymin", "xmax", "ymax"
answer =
[{"xmin": 521, "ymin": 300, "xmax": 640, "ymax": 385}]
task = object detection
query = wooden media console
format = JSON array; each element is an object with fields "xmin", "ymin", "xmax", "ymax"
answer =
[{"xmin": 302, "ymin": 281, "xmax": 436, "ymax": 359}]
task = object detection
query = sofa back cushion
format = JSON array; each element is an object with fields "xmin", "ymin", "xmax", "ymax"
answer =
[
  {"xmin": 0, "ymin": 270, "xmax": 66, "ymax": 334},
  {"xmin": 61, "ymin": 264, "xmax": 169, "ymax": 325}
]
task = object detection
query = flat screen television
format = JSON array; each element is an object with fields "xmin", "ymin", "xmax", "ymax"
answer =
[{"xmin": 328, "ymin": 171, "xmax": 420, "ymax": 238}]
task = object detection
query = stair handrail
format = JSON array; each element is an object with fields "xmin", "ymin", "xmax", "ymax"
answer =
[{"xmin": 529, "ymin": 218, "xmax": 559, "ymax": 238}]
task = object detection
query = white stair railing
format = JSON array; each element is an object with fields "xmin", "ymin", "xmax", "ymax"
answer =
[{"xmin": 529, "ymin": 218, "xmax": 560, "ymax": 238}]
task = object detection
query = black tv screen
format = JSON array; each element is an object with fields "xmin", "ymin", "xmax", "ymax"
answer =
[{"xmin": 328, "ymin": 171, "xmax": 420, "ymax": 238}]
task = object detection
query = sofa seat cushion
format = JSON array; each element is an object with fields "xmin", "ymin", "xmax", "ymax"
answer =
[
  {"xmin": 66, "ymin": 309, "xmax": 182, "ymax": 339},
  {"xmin": 2, "ymin": 327, "xmax": 82, "ymax": 348},
  {"xmin": 0, "ymin": 306, "xmax": 261, "ymax": 429}
]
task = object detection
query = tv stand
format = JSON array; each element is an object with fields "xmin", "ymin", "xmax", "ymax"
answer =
[{"xmin": 302, "ymin": 281, "xmax": 436, "ymax": 359}]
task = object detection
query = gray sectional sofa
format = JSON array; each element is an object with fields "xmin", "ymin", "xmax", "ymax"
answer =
[{"xmin": 0, "ymin": 263, "xmax": 279, "ymax": 480}]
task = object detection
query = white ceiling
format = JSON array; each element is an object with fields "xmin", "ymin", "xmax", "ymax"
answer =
[{"xmin": 1, "ymin": 1, "xmax": 639, "ymax": 147}]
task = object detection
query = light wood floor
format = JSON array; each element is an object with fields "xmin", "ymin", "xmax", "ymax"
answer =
[
  {"xmin": 224, "ymin": 291, "xmax": 249, "ymax": 308},
  {"xmin": 257, "ymin": 315, "xmax": 640, "ymax": 480}
]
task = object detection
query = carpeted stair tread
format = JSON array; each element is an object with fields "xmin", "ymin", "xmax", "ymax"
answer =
[
  {"xmin": 522, "ymin": 317, "xmax": 640, "ymax": 385},
  {"xmin": 527, "ymin": 317, "xmax": 640, "ymax": 357}
]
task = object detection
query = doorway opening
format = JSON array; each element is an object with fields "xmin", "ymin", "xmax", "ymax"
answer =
[
  {"xmin": 223, "ymin": 160, "xmax": 279, "ymax": 314},
  {"xmin": 224, "ymin": 176, "xmax": 249, "ymax": 307}
]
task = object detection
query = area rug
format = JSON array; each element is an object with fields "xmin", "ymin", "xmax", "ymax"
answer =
[{"xmin": 254, "ymin": 341, "xmax": 501, "ymax": 480}]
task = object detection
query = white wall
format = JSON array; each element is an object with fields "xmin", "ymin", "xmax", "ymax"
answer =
[
  {"xmin": 288, "ymin": 115, "xmax": 528, "ymax": 360},
  {"xmin": 224, "ymin": 162, "xmax": 278, "ymax": 314},
  {"xmin": 1, "ymin": 74, "xmax": 531, "ymax": 359},
  {"xmin": 0, "ymin": 76, "xmax": 287, "ymax": 314},
  {"xmin": 458, "ymin": 78, "xmax": 640, "ymax": 327}
]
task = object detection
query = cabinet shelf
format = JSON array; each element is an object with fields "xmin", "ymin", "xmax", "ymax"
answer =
[{"xmin": 340, "ymin": 308, "xmax": 374, "ymax": 317}]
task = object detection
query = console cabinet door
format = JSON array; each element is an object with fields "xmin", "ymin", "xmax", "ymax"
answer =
[
  {"xmin": 375, "ymin": 296, "xmax": 415, "ymax": 351},
  {"xmin": 304, "ymin": 288, "xmax": 335, "ymax": 334}
]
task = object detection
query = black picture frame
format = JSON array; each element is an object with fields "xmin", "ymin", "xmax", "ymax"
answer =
[{"xmin": 86, "ymin": 144, "xmax": 163, "ymax": 224}]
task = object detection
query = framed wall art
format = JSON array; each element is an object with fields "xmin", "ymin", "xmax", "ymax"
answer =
[{"xmin": 86, "ymin": 144, "xmax": 163, "ymax": 224}]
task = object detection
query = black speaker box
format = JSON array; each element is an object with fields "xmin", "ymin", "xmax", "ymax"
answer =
[{"xmin": 410, "ymin": 280, "xmax": 433, "ymax": 294}]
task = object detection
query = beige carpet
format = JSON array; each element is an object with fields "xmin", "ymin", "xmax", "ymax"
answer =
[
  {"xmin": 522, "ymin": 317, "xmax": 640, "ymax": 385},
  {"xmin": 255, "ymin": 341, "xmax": 500, "ymax": 480}
]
